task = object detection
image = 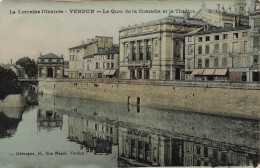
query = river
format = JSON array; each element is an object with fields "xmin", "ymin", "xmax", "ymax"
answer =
[{"xmin": 0, "ymin": 87, "xmax": 259, "ymax": 167}]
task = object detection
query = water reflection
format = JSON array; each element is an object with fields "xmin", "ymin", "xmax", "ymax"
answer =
[
  {"xmin": 0, "ymin": 108, "xmax": 23, "ymax": 138},
  {"xmin": 38, "ymin": 94, "xmax": 260, "ymax": 167}
]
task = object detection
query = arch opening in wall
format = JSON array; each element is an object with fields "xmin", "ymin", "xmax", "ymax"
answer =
[{"xmin": 47, "ymin": 68, "xmax": 53, "ymax": 78}]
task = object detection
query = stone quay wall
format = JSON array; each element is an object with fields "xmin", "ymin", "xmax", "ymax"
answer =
[{"xmin": 38, "ymin": 78, "xmax": 260, "ymax": 120}]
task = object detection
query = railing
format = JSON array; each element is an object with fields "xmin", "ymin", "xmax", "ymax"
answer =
[{"xmin": 123, "ymin": 60, "xmax": 151, "ymax": 67}]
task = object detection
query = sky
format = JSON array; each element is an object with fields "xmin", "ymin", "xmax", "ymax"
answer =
[{"xmin": 0, "ymin": 0, "xmax": 250, "ymax": 64}]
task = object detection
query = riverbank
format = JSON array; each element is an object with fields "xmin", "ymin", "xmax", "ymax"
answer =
[{"xmin": 39, "ymin": 78, "xmax": 260, "ymax": 120}]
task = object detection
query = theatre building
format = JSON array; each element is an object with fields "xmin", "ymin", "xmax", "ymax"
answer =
[
  {"xmin": 119, "ymin": 14, "xmax": 208, "ymax": 80},
  {"xmin": 37, "ymin": 53, "xmax": 64, "ymax": 79}
]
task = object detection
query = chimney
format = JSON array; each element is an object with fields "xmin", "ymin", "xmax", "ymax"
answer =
[
  {"xmin": 61, "ymin": 54, "xmax": 63, "ymax": 58},
  {"xmin": 81, "ymin": 41, "xmax": 85, "ymax": 44},
  {"xmin": 40, "ymin": 53, "xmax": 42, "ymax": 57},
  {"xmin": 91, "ymin": 38, "xmax": 94, "ymax": 42},
  {"xmin": 217, "ymin": 4, "xmax": 220, "ymax": 12},
  {"xmin": 11, "ymin": 59, "xmax": 12, "ymax": 65},
  {"xmin": 183, "ymin": 12, "xmax": 190, "ymax": 20},
  {"xmin": 87, "ymin": 39, "xmax": 90, "ymax": 43}
]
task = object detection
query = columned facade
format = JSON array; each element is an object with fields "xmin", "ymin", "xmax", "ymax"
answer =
[{"xmin": 119, "ymin": 15, "xmax": 206, "ymax": 80}]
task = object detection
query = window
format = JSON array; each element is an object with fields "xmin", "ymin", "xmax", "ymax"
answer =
[
  {"xmin": 214, "ymin": 58, "xmax": 218, "ymax": 68},
  {"xmin": 223, "ymin": 34, "xmax": 228, "ymax": 39},
  {"xmin": 215, "ymin": 35, "xmax": 220, "ymax": 40},
  {"xmin": 96, "ymin": 62, "xmax": 99, "ymax": 69},
  {"xmin": 198, "ymin": 37, "xmax": 202, "ymax": 42},
  {"xmin": 111, "ymin": 54, "xmax": 114, "ymax": 59},
  {"xmin": 205, "ymin": 45, "xmax": 210, "ymax": 54},
  {"xmin": 233, "ymin": 33, "xmax": 239, "ymax": 39},
  {"xmin": 187, "ymin": 59, "xmax": 191, "ymax": 69},
  {"xmin": 222, "ymin": 58, "xmax": 227, "ymax": 67},
  {"xmin": 214, "ymin": 44, "xmax": 219, "ymax": 53},
  {"xmin": 198, "ymin": 58, "xmax": 202, "ymax": 68},
  {"xmin": 254, "ymin": 36, "xmax": 259, "ymax": 48},
  {"xmin": 233, "ymin": 42, "xmax": 238, "ymax": 53},
  {"xmin": 111, "ymin": 63, "xmax": 114, "ymax": 68},
  {"xmin": 188, "ymin": 46, "xmax": 193, "ymax": 55},
  {"xmin": 107, "ymin": 63, "xmax": 110, "ymax": 68},
  {"xmin": 132, "ymin": 44, "xmax": 136, "ymax": 61},
  {"xmin": 222, "ymin": 43, "xmax": 228, "ymax": 53},
  {"xmin": 139, "ymin": 46, "xmax": 143, "ymax": 60},
  {"xmin": 254, "ymin": 55, "xmax": 259, "ymax": 63},
  {"xmin": 103, "ymin": 62, "xmax": 106, "ymax": 69},
  {"xmin": 198, "ymin": 46, "xmax": 202, "ymax": 54},
  {"xmin": 244, "ymin": 41, "xmax": 247, "ymax": 52},
  {"xmin": 206, "ymin": 36, "xmax": 210, "ymax": 41},
  {"xmin": 147, "ymin": 45, "xmax": 151, "ymax": 60},
  {"xmin": 107, "ymin": 55, "xmax": 110, "ymax": 59},
  {"xmin": 205, "ymin": 58, "xmax": 209, "ymax": 68},
  {"xmin": 188, "ymin": 36, "xmax": 192, "ymax": 42},
  {"xmin": 242, "ymin": 32, "xmax": 247, "ymax": 37}
]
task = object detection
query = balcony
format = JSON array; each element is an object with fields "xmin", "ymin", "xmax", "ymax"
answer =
[{"xmin": 124, "ymin": 60, "xmax": 151, "ymax": 68}]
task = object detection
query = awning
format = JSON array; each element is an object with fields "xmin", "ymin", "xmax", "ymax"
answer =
[
  {"xmin": 103, "ymin": 70, "xmax": 111, "ymax": 75},
  {"xmin": 108, "ymin": 70, "xmax": 116, "ymax": 76},
  {"xmin": 191, "ymin": 69, "xmax": 204, "ymax": 75},
  {"xmin": 214, "ymin": 69, "xmax": 228, "ymax": 76},
  {"xmin": 202, "ymin": 69, "xmax": 216, "ymax": 75}
]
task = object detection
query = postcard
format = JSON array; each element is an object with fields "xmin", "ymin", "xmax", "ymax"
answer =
[{"xmin": 0, "ymin": 0, "xmax": 259, "ymax": 167}]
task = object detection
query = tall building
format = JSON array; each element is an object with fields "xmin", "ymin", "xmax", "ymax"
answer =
[
  {"xmin": 119, "ymin": 14, "xmax": 208, "ymax": 80},
  {"xmin": 68, "ymin": 36, "xmax": 113, "ymax": 78}
]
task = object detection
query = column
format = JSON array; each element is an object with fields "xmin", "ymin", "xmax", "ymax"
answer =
[
  {"xmin": 129, "ymin": 42, "xmax": 133, "ymax": 61},
  {"xmin": 142, "ymin": 68, "xmax": 145, "ymax": 79},
  {"xmin": 122, "ymin": 42, "xmax": 125, "ymax": 62},
  {"xmin": 170, "ymin": 69, "xmax": 176, "ymax": 80},
  {"xmin": 151, "ymin": 39, "xmax": 154, "ymax": 61},
  {"xmin": 45, "ymin": 67, "xmax": 48, "ymax": 78},
  {"xmin": 60, "ymin": 67, "xmax": 64, "ymax": 78},
  {"xmin": 135, "ymin": 69, "xmax": 138, "ymax": 80},
  {"xmin": 143, "ymin": 40, "xmax": 147, "ymax": 61},
  {"xmin": 38, "ymin": 65, "xmax": 40, "ymax": 78},
  {"xmin": 53, "ymin": 67, "xmax": 56, "ymax": 78},
  {"xmin": 136, "ymin": 40, "xmax": 140, "ymax": 61}
]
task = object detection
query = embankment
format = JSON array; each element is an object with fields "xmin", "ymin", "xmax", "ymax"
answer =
[{"xmin": 39, "ymin": 78, "xmax": 260, "ymax": 120}]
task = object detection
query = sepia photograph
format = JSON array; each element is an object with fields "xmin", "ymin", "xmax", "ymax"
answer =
[{"xmin": 0, "ymin": 0, "xmax": 260, "ymax": 167}]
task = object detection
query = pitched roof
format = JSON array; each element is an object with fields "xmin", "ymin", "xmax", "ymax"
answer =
[{"xmin": 39, "ymin": 53, "xmax": 63, "ymax": 59}]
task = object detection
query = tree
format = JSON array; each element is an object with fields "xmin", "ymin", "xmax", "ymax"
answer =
[
  {"xmin": 16, "ymin": 57, "xmax": 37, "ymax": 77},
  {"xmin": 0, "ymin": 66, "xmax": 21, "ymax": 100}
]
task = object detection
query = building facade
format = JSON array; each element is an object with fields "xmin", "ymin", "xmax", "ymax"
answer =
[
  {"xmin": 119, "ymin": 14, "xmax": 208, "ymax": 81},
  {"xmin": 185, "ymin": 26, "xmax": 251, "ymax": 81},
  {"xmin": 68, "ymin": 36, "xmax": 113, "ymax": 78},
  {"xmin": 184, "ymin": 0, "xmax": 260, "ymax": 82},
  {"xmin": 37, "ymin": 53, "xmax": 64, "ymax": 79},
  {"xmin": 83, "ymin": 46, "xmax": 119, "ymax": 79}
]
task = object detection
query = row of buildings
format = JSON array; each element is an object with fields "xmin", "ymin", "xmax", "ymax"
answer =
[{"xmin": 38, "ymin": 0, "xmax": 260, "ymax": 82}]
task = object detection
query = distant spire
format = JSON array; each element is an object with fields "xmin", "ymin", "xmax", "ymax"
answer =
[{"xmin": 201, "ymin": 1, "xmax": 206, "ymax": 8}]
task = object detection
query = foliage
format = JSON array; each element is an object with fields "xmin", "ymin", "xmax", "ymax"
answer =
[
  {"xmin": 16, "ymin": 57, "xmax": 37, "ymax": 77},
  {"xmin": 0, "ymin": 66, "xmax": 21, "ymax": 100}
]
